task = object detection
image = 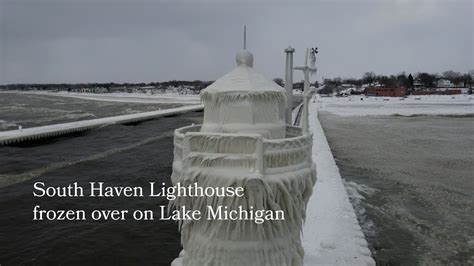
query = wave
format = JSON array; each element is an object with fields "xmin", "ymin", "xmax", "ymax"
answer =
[
  {"xmin": 343, "ymin": 180, "xmax": 378, "ymax": 239},
  {"xmin": 0, "ymin": 120, "xmax": 19, "ymax": 131},
  {"xmin": 0, "ymin": 132, "xmax": 173, "ymax": 188}
]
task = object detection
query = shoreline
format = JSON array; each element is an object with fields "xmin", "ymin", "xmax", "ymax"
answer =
[
  {"xmin": 316, "ymin": 94, "xmax": 473, "ymax": 117},
  {"xmin": 0, "ymin": 90, "xmax": 201, "ymax": 104}
]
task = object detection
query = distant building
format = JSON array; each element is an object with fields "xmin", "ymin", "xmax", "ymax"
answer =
[
  {"xmin": 338, "ymin": 86, "xmax": 364, "ymax": 96},
  {"xmin": 365, "ymin": 87, "xmax": 406, "ymax": 97},
  {"xmin": 140, "ymin": 86, "xmax": 156, "ymax": 90},
  {"xmin": 361, "ymin": 82, "xmax": 382, "ymax": 88},
  {"xmin": 444, "ymin": 89, "xmax": 462, "ymax": 95},
  {"xmin": 413, "ymin": 78, "xmax": 424, "ymax": 90},
  {"xmin": 412, "ymin": 89, "xmax": 462, "ymax": 95},
  {"xmin": 454, "ymin": 81, "xmax": 466, "ymax": 88},
  {"xmin": 436, "ymin": 79, "xmax": 454, "ymax": 88},
  {"xmin": 110, "ymin": 86, "xmax": 127, "ymax": 93}
]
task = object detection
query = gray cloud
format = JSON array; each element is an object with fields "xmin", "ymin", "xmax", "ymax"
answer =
[{"xmin": 1, "ymin": 0, "xmax": 472, "ymax": 84}]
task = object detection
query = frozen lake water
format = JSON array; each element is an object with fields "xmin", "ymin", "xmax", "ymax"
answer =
[{"xmin": 319, "ymin": 112, "xmax": 474, "ymax": 265}]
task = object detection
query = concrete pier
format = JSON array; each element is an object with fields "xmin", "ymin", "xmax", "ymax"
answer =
[
  {"xmin": 0, "ymin": 104, "xmax": 203, "ymax": 146},
  {"xmin": 302, "ymin": 101, "xmax": 375, "ymax": 265}
]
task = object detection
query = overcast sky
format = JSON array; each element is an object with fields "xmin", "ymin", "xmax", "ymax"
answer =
[{"xmin": 1, "ymin": 0, "xmax": 472, "ymax": 84}]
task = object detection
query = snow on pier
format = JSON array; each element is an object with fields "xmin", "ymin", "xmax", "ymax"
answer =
[
  {"xmin": 0, "ymin": 104, "xmax": 203, "ymax": 146},
  {"xmin": 303, "ymin": 101, "xmax": 375, "ymax": 265}
]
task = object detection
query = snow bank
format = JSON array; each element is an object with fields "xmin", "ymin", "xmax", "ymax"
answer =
[
  {"xmin": 0, "ymin": 90, "xmax": 201, "ymax": 104},
  {"xmin": 317, "ymin": 94, "xmax": 473, "ymax": 116},
  {"xmin": 302, "ymin": 102, "xmax": 375, "ymax": 265},
  {"xmin": 55, "ymin": 91, "xmax": 201, "ymax": 104}
]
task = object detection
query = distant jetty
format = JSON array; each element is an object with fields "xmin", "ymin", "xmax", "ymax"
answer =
[{"xmin": 0, "ymin": 104, "xmax": 203, "ymax": 146}]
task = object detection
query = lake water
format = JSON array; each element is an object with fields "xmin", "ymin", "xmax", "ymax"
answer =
[
  {"xmin": 0, "ymin": 92, "xmax": 203, "ymax": 265},
  {"xmin": 0, "ymin": 109, "xmax": 203, "ymax": 265},
  {"xmin": 319, "ymin": 113, "xmax": 474, "ymax": 265}
]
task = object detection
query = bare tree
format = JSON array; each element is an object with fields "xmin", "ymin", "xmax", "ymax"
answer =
[
  {"xmin": 442, "ymin": 70, "xmax": 462, "ymax": 80},
  {"xmin": 363, "ymin": 72, "xmax": 376, "ymax": 85}
]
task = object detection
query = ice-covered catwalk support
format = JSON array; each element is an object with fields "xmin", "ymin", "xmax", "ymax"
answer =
[{"xmin": 170, "ymin": 49, "xmax": 316, "ymax": 266}]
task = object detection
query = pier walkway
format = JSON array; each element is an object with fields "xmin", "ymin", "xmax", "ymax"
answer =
[
  {"xmin": 302, "ymin": 101, "xmax": 375, "ymax": 265},
  {"xmin": 0, "ymin": 104, "xmax": 203, "ymax": 146}
]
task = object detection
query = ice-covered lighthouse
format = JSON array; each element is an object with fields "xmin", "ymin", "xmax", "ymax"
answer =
[{"xmin": 170, "ymin": 37, "xmax": 316, "ymax": 265}]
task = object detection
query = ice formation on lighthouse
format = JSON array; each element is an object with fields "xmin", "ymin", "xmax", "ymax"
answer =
[
  {"xmin": 200, "ymin": 50, "xmax": 287, "ymax": 139},
  {"xmin": 170, "ymin": 48, "xmax": 316, "ymax": 266}
]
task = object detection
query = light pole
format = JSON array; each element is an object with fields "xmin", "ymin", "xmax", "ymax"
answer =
[
  {"xmin": 284, "ymin": 46, "xmax": 295, "ymax": 124},
  {"xmin": 294, "ymin": 47, "xmax": 318, "ymax": 133}
]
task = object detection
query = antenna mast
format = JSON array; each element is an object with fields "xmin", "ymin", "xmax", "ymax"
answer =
[{"xmin": 243, "ymin": 25, "xmax": 247, "ymax": 50}]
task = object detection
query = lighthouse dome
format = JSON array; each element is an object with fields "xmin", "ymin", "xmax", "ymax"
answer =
[{"xmin": 200, "ymin": 50, "xmax": 287, "ymax": 139}]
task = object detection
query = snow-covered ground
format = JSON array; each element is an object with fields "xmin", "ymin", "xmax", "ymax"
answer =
[
  {"xmin": 0, "ymin": 90, "xmax": 201, "ymax": 104},
  {"xmin": 316, "ymin": 94, "xmax": 473, "ymax": 116},
  {"xmin": 303, "ymin": 102, "xmax": 375, "ymax": 265}
]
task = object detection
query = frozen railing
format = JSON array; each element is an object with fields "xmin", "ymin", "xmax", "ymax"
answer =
[
  {"xmin": 172, "ymin": 124, "xmax": 313, "ymax": 183},
  {"xmin": 171, "ymin": 123, "xmax": 316, "ymax": 266}
]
